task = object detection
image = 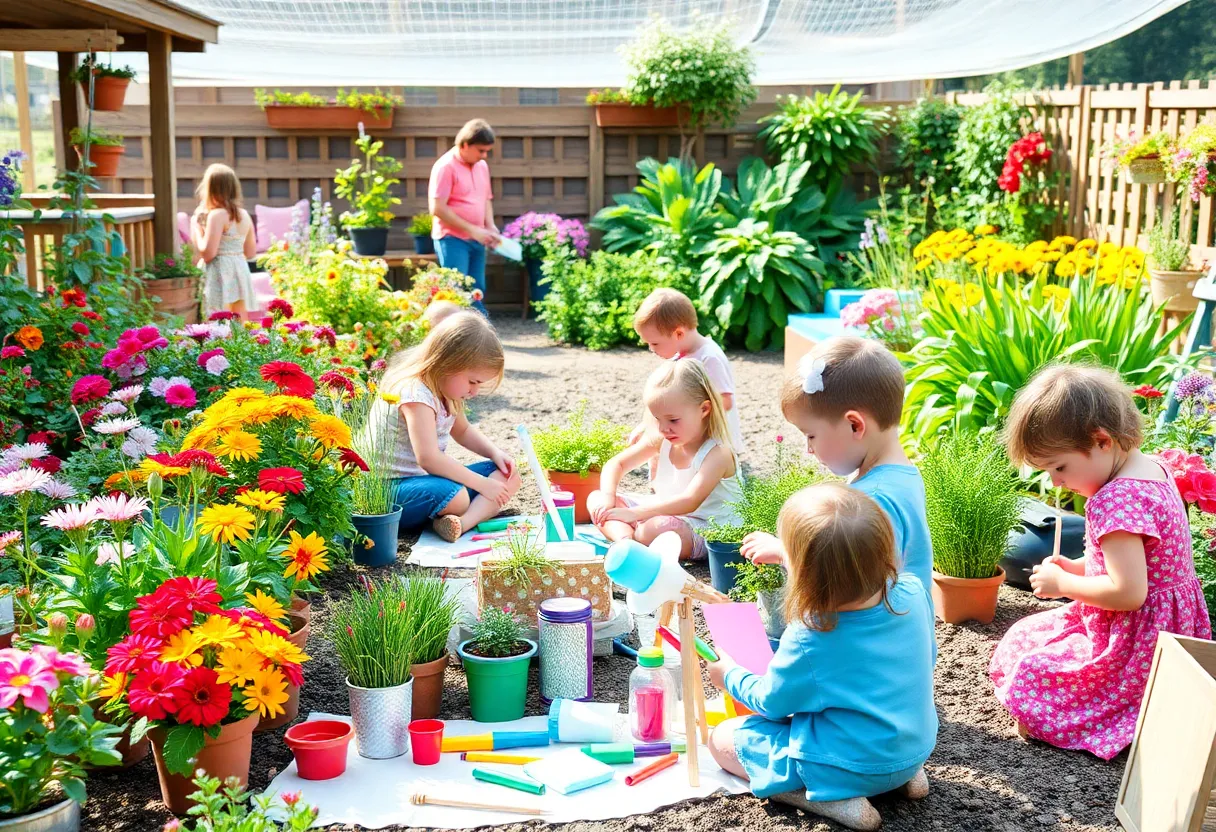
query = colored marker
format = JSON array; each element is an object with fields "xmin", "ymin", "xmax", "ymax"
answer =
[
  {"xmin": 471, "ymin": 532, "xmax": 509, "ymax": 541},
  {"xmin": 657, "ymin": 625, "xmax": 718, "ymax": 662},
  {"xmin": 443, "ymin": 734, "xmax": 493, "ymax": 753},
  {"xmin": 634, "ymin": 740, "xmax": 686, "ymax": 757},
  {"xmin": 472, "ymin": 767, "xmax": 546, "ymax": 795},
  {"xmin": 455, "ymin": 546, "xmax": 492, "ymax": 559},
  {"xmin": 476, "ymin": 517, "xmax": 524, "ymax": 533},
  {"xmin": 624, "ymin": 752, "xmax": 679, "ymax": 786},
  {"xmin": 492, "ymin": 730, "xmax": 550, "ymax": 750},
  {"xmin": 581, "ymin": 741, "xmax": 687, "ymax": 764},
  {"xmin": 461, "ymin": 752, "xmax": 541, "ymax": 765}
]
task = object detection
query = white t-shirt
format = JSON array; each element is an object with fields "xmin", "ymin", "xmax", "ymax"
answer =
[
  {"xmin": 682, "ymin": 340, "xmax": 743, "ymax": 454},
  {"xmin": 365, "ymin": 380, "xmax": 455, "ymax": 478}
]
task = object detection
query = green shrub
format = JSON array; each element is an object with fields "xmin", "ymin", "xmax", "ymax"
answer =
[
  {"xmin": 705, "ymin": 440, "xmax": 827, "ymax": 542},
  {"xmin": 408, "ymin": 212, "xmax": 433, "ymax": 235},
  {"xmin": 469, "ymin": 607, "xmax": 529, "ymax": 658},
  {"xmin": 1148, "ymin": 206, "xmax": 1192, "ymax": 271},
  {"xmin": 68, "ymin": 127, "xmax": 123, "ymax": 147},
  {"xmin": 727, "ymin": 558, "xmax": 787, "ymax": 601},
  {"xmin": 336, "ymin": 87, "xmax": 403, "ymax": 116},
  {"xmin": 253, "ymin": 88, "xmax": 326, "ymax": 108},
  {"xmin": 895, "ymin": 98, "xmax": 964, "ymax": 227},
  {"xmin": 531, "ymin": 401, "xmax": 628, "ymax": 475}
]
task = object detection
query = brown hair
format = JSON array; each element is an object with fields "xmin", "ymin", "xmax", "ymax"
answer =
[
  {"xmin": 196, "ymin": 163, "xmax": 243, "ymax": 224},
  {"xmin": 1004, "ymin": 363, "xmax": 1143, "ymax": 465},
  {"xmin": 644, "ymin": 358, "xmax": 735, "ymax": 457},
  {"xmin": 778, "ymin": 483, "xmax": 899, "ymax": 632},
  {"xmin": 780, "ymin": 336, "xmax": 904, "ymax": 430},
  {"xmin": 455, "ymin": 119, "xmax": 495, "ymax": 147},
  {"xmin": 422, "ymin": 300, "xmax": 462, "ymax": 329},
  {"xmin": 633, "ymin": 288, "xmax": 698, "ymax": 335},
  {"xmin": 380, "ymin": 311, "xmax": 503, "ymax": 414}
]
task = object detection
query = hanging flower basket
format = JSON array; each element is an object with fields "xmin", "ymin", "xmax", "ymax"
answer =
[
  {"xmin": 264, "ymin": 106, "xmax": 394, "ymax": 131},
  {"xmin": 1124, "ymin": 154, "xmax": 1167, "ymax": 185}
]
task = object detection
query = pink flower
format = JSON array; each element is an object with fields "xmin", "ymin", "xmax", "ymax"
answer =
[
  {"xmin": 71, "ymin": 374, "xmax": 111, "ymax": 405},
  {"xmin": 89, "ymin": 493, "xmax": 150, "ymax": 522},
  {"xmin": 197, "ymin": 348, "xmax": 225, "ymax": 367},
  {"xmin": 164, "ymin": 384, "xmax": 197, "ymax": 408},
  {"xmin": 40, "ymin": 503, "xmax": 101, "ymax": 531},
  {"xmin": 0, "ymin": 468, "xmax": 52, "ymax": 496},
  {"xmin": 254, "ymin": 334, "xmax": 271, "ymax": 345},
  {"xmin": 0, "ymin": 346, "xmax": 24, "ymax": 360},
  {"xmin": 0, "ymin": 650, "xmax": 59, "ymax": 712},
  {"xmin": 29, "ymin": 644, "xmax": 88, "ymax": 676}
]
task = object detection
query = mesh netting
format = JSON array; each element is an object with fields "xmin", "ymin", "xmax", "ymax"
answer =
[{"xmin": 110, "ymin": 0, "xmax": 1189, "ymax": 85}]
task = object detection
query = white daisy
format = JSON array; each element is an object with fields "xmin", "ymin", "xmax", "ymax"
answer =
[
  {"xmin": 110, "ymin": 385, "xmax": 144, "ymax": 403},
  {"xmin": 40, "ymin": 503, "xmax": 100, "ymax": 531},
  {"xmin": 0, "ymin": 468, "xmax": 52, "ymax": 496},
  {"xmin": 93, "ymin": 417, "xmax": 142, "ymax": 436}
]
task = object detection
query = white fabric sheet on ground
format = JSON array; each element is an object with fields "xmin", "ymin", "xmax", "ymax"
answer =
[
  {"xmin": 262, "ymin": 714, "xmax": 749, "ymax": 829},
  {"xmin": 405, "ymin": 517, "xmax": 603, "ymax": 568}
]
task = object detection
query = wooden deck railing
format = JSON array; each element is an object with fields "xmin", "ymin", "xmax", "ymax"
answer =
[{"xmin": 7, "ymin": 202, "xmax": 156, "ymax": 290}]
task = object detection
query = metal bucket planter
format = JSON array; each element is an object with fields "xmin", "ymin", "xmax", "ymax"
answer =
[
  {"xmin": 347, "ymin": 677, "xmax": 412, "ymax": 759},
  {"xmin": 0, "ymin": 799, "xmax": 80, "ymax": 832},
  {"xmin": 757, "ymin": 586, "xmax": 788, "ymax": 640},
  {"xmin": 1123, "ymin": 155, "xmax": 1167, "ymax": 184}
]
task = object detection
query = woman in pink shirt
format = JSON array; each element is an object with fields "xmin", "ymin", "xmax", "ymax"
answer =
[{"xmin": 428, "ymin": 119, "xmax": 501, "ymax": 312}]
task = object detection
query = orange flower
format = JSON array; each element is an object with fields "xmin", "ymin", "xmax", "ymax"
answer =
[{"xmin": 15, "ymin": 326, "xmax": 43, "ymax": 351}]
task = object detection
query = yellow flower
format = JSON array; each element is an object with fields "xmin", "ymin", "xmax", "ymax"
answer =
[
  {"xmin": 178, "ymin": 425, "xmax": 218, "ymax": 452},
  {"xmin": 215, "ymin": 430, "xmax": 262, "ymax": 462},
  {"xmin": 1120, "ymin": 272, "xmax": 1143, "ymax": 290},
  {"xmin": 160, "ymin": 629, "xmax": 205, "ymax": 667},
  {"xmin": 920, "ymin": 291, "xmax": 939, "ymax": 310},
  {"xmin": 1075, "ymin": 238, "xmax": 1098, "ymax": 251},
  {"xmin": 245, "ymin": 589, "xmax": 288, "ymax": 623},
  {"xmin": 99, "ymin": 672, "xmax": 127, "ymax": 706},
  {"xmin": 236, "ymin": 401, "xmax": 279, "ymax": 426},
  {"xmin": 915, "ymin": 258, "xmax": 933, "ymax": 272},
  {"xmin": 974, "ymin": 224, "xmax": 997, "ymax": 236},
  {"xmin": 200, "ymin": 407, "xmax": 247, "ymax": 435},
  {"xmin": 192, "ymin": 614, "xmax": 247, "ymax": 649},
  {"xmin": 247, "ymin": 629, "xmax": 309, "ymax": 666},
  {"xmin": 284, "ymin": 530, "xmax": 330, "ymax": 581},
  {"xmin": 309, "ymin": 414, "xmax": 353, "ymax": 450},
  {"xmin": 381, "ymin": 393, "xmax": 400, "ymax": 405},
  {"xmin": 1098, "ymin": 241, "xmax": 1120, "ymax": 256},
  {"xmin": 270, "ymin": 396, "xmax": 319, "ymax": 421},
  {"xmin": 139, "ymin": 457, "xmax": 190, "ymax": 479},
  {"xmin": 221, "ymin": 387, "xmax": 268, "ymax": 406},
  {"xmin": 197, "ymin": 503, "xmax": 256, "ymax": 545},
  {"xmin": 1042, "ymin": 284, "xmax": 1071, "ymax": 312},
  {"xmin": 963, "ymin": 283, "xmax": 983, "ymax": 307},
  {"xmin": 235, "ymin": 489, "xmax": 286, "ymax": 513},
  {"xmin": 215, "ymin": 644, "xmax": 264, "ymax": 686},
  {"xmin": 243, "ymin": 668, "xmax": 290, "ymax": 719},
  {"xmin": 1095, "ymin": 268, "xmax": 1117, "ymax": 286}
]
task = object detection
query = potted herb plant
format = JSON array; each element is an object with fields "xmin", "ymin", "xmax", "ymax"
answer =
[
  {"xmin": 531, "ymin": 401, "xmax": 628, "ymax": 523},
  {"xmin": 457, "ymin": 606, "xmax": 537, "ymax": 723},
  {"xmin": 138, "ymin": 247, "xmax": 204, "ymax": 324},
  {"xmin": 703, "ymin": 522, "xmax": 748, "ymax": 595},
  {"xmin": 921, "ymin": 430, "xmax": 1024, "ymax": 625},
  {"xmin": 585, "ymin": 88, "xmax": 680, "ymax": 129},
  {"xmin": 254, "ymin": 88, "xmax": 403, "ymax": 131},
  {"xmin": 336, "ymin": 131, "xmax": 403, "ymax": 256},
  {"xmin": 409, "ymin": 212, "xmax": 435, "ymax": 255},
  {"xmin": 728, "ymin": 559, "xmax": 787, "ymax": 640},
  {"xmin": 69, "ymin": 127, "xmax": 124, "ymax": 178},
  {"xmin": 329, "ymin": 576, "xmax": 415, "ymax": 759},
  {"xmin": 72, "ymin": 56, "xmax": 136, "ymax": 112},
  {"xmin": 402, "ymin": 574, "xmax": 462, "ymax": 720},
  {"xmin": 342, "ymin": 387, "xmax": 403, "ymax": 566},
  {"xmin": 1103, "ymin": 130, "xmax": 1173, "ymax": 185},
  {"xmin": 1148, "ymin": 206, "xmax": 1201, "ymax": 313},
  {"xmin": 0, "ymin": 646, "xmax": 122, "ymax": 832}
]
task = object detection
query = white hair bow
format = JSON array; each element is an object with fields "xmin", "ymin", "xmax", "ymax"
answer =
[{"xmin": 799, "ymin": 354, "xmax": 826, "ymax": 395}]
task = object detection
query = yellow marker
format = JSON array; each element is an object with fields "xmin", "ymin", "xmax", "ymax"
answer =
[
  {"xmin": 461, "ymin": 752, "xmax": 542, "ymax": 765},
  {"xmin": 441, "ymin": 734, "xmax": 493, "ymax": 753}
]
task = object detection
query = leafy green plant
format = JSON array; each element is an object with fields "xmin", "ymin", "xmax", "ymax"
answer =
[
  {"xmin": 469, "ymin": 607, "xmax": 529, "ymax": 658},
  {"xmin": 72, "ymin": 55, "xmax": 136, "ymax": 81},
  {"xmin": 335, "ymin": 132, "xmax": 402, "ymax": 229},
  {"xmin": 253, "ymin": 88, "xmax": 327, "ymax": 108},
  {"xmin": 68, "ymin": 126, "xmax": 123, "ymax": 148},
  {"xmin": 400, "ymin": 574, "xmax": 463, "ymax": 665},
  {"xmin": 896, "ymin": 97, "xmax": 964, "ymax": 202},
  {"xmin": 727, "ymin": 558, "xmax": 786, "ymax": 601},
  {"xmin": 621, "ymin": 15, "xmax": 756, "ymax": 166},
  {"xmin": 531, "ymin": 400, "xmax": 628, "ymax": 475},
  {"xmin": 585, "ymin": 88, "xmax": 634, "ymax": 105},
  {"xmin": 177, "ymin": 772, "xmax": 319, "ymax": 831},
  {"xmin": 758, "ymin": 87, "xmax": 889, "ymax": 192},
  {"xmin": 140, "ymin": 246, "xmax": 203, "ymax": 280},
  {"xmin": 1102, "ymin": 130, "xmax": 1174, "ymax": 169},
  {"xmin": 329, "ymin": 576, "xmax": 416, "ymax": 688},
  {"xmin": 336, "ymin": 87, "xmax": 403, "ymax": 116},
  {"xmin": 920, "ymin": 430, "xmax": 1024, "ymax": 579},
  {"xmin": 487, "ymin": 523, "xmax": 554, "ymax": 588},
  {"xmin": 1148, "ymin": 206, "xmax": 1193, "ymax": 271},
  {"xmin": 408, "ymin": 212, "xmax": 433, "ymax": 235},
  {"xmin": 704, "ymin": 439, "xmax": 827, "ymax": 542}
]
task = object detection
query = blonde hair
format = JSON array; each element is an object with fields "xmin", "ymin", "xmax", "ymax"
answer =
[
  {"xmin": 381, "ymin": 312, "xmax": 503, "ymax": 414},
  {"xmin": 781, "ymin": 336, "xmax": 904, "ymax": 430},
  {"xmin": 778, "ymin": 483, "xmax": 899, "ymax": 632},
  {"xmin": 455, "ymin": 119, "xmax": 495, "ymax": 147},
  {"xmin": 196, "ymin": 163, "xmax": 243, "ymax": 224},
  {"xmin": 644, "ymin": 358, "xmax": 733, "ymax": 455},
  {"xmin": 634, "ymin": 288, "xmax": 698, "ymax": 335},
  {"xmin": 1004, "ymin": 363, "xmax": 1143, "ymax": 466},
  {"xmin": 423, "ymin": 300, "xmax": 462, "ymax": 329}
]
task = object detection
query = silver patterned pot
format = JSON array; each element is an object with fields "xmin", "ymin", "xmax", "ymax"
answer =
[
  {"xmin": 757, "ymin": 586, "xmax": 788, "ymax": 640},
  {"xmin": 0, "ymin": 799, "xmax": 80, "ymax": 832},
  {"xmin": 346, "ymin": 676, "xmax": 413, "ymax": 759}
]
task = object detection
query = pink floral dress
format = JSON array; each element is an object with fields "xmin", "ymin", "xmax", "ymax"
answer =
[{"xmin": 989, "ymin": 472, "xmax": 1211, "ymax": 759}]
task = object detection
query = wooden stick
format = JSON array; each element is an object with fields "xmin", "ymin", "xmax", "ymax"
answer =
[
  {"xmin": 409, "ymin": 792, "xmax": 547, "ymax": 816},
  {"xmin": 656, "ymin": 601, "xmax": 675, "ymax": 650},
  {"xmin": 681, "ymin": 578, "xmax": 729, "ymax": 605},
  {"xmin": 677, "ymin": 597, "xmax": 701, "ymax": 787}
]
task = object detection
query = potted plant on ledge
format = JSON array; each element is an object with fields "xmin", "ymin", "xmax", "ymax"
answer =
[
  {"xmin": 1148, "ymin": 206, "xmax": 1201, "ymax": 313},
  {"xmin": 336, "ymin": 130, "xmax": 402, "ymax": 256},
  {"xmin": 254, "ymin": 88, "xmax": 402, "ymax": 130},
  {"xmin": 409, "ymin": 212, "xmax": 435, "ymax": 255},
  {"xmin": 70, "ymin": 127, "xmax": 125, "ymax": 178},
  {"xmin": 922, "ymin": 430, "xmax": 1024, "ymax": 625},
  {"xmin": 457, "ymin": 606, "xmax": 536, "ymax": 723},
  {"xmin": 585, "ymin": 88, "xmax": 680, "ymax": 129},
  {"xmin": 138, "ymin": 247, "xmax": 204, "ymax": 324},
  {"xmin": 532, "ymin": 401, "xmax": 627, "ymax": 524},
  {"xmin": 72, "ymin": 56, "xmax": 136, "ymax": 112}
]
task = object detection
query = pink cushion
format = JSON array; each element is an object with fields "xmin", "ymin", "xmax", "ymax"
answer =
[
  {"xmin": 255, "ymin": 200, "xmax": 308, "ymax": 254},
  {"xmin": 177, "ymin": 212, "xmax": 190, "ymax": 247}
]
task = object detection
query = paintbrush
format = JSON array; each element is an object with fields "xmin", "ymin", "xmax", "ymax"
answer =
[{"xmin": 408, "ymin": 792, "xmax": 547, "ymax": 815}]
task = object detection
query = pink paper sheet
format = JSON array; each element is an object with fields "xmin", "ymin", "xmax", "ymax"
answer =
[{"xmin": 701, "ymin": 602, "xmax": 774, "ymax": 675}]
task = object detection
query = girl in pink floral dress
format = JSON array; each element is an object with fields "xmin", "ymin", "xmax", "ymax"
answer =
[{"xmin": 991, "ymin": 364, "xmax": 1211, "ymax": 760}]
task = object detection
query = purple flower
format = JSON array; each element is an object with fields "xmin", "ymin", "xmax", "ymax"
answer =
[{"xmin": 1177, "ymin": 372, "xmax": 1213, "ymax": 400}]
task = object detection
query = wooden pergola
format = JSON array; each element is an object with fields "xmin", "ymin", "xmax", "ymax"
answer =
[{"xmin": 1, "ymin": 0, "xmax": 220, "ymax": 255}]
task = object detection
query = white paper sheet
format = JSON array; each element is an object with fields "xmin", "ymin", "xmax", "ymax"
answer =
[{"xmin": 405, "ymin": 520, "xmax": 605, "ymax": 568}]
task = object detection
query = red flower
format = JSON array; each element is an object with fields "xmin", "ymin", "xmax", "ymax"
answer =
[
  {"xmin": 318, "ymin": 371, "xmax": 355, "ymax": 396},
  {"xmin": 71, "ymin": 321, "xmax": 91, "ymax": 337},
  {"xmin": 79, "ymin": 407, "xmax": 101, "ymax": 426},
  {"xmin": 71, "ymin": 374, "xmax": 111, "ymax": 405},
  {"xmin": 313, "ymin": 326, "xmax": 337, "ymax": 347},
  {"xmin": 169, "ymin": 450, "xmax": 229, "ymax": 477},
  {"xmin": 128, "ymin": 661, "xmax": 185, "ymax": 721},
  {"xmin": 260, "ymin": 361, "xmax": 316, "ymax": 399},
  {"xmin": 159, "ymin": 576, "xmax": 222, "ymax": 615},
  {"xmin": 173, "ymin": 666, "xmax": 231, "ymax": 727},
  {"xmin": 29, "ymin": 455, "xmax": 62, "ymax": 475},
  {"xmin": 129, "ymin": 595, "xmax": 193, "ymax": 640},
  {"xmin": 0, "ymin": 346, "xmax": 24, "ymax": 360},
  {"xmin": 267, "ymin": 298, "xmax": 294, "ymax": 320},
  {"xmin": 164, "ymin": 384, "xmax": 197, "ymax": 408},
  {"xmin": 81, "ymin": 310, "xmax": 102, "ymax": 321},
  {"xmin": 998, "ymin": 132, "xmax": 1052, "ymax": 194},
  {"xmin": 217, "ymin": 607, "xmax": 287, "ymax": 637},
  {"xmin": 208, "ymin": 311, "xmax": 238, "ymax": 321},
  {"xmin": 1133, "ymin": 384, "xmax": 1164, "ymax": 399},
  {"xmin": 255, "ymin": 334, "xmax": 271, "ymax": 346},
  {"xmin": 27, "ymin": 431, "xmax": 55, "ymax": 444},
  {"xmin": 197, "ymin": 348, "xmax": 225, "ymax": 368},
  {"xmin": 281, "ymin": 661, "xmax": 304, "ymax": 688},
  {"xmin": 106, "ymin": 634, "xmax": 167, "ymax": 675},
  {"xmin": 261, "ymin": 316, "xmax": 274, "ymax": 329},
  {"xmin": 259, "ymin": 467, "xmax": 305, "ymax": 494},
  {"xmin": 60, "ymin": 288, "xmax": 87, "ymax": 308},
  {"xmin": 338, "ymin": 447, "xmax": 369, "ymax": 471}
]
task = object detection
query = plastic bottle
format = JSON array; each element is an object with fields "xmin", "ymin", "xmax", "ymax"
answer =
[
  {"xmin": 629, "ymin": 647, "xmax": 675, "ymax": 743},
  {"xmin": 545, "ymin": 488, "xmax": 576, "ymax": 542}
]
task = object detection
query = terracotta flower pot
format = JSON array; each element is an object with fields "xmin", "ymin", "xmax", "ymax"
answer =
[
  {"xmin": 82, "ymin": 74, "xmax": 131, "ymax": 111},
  {"xmin": 256, "ymin": 611, "xmax": 309, "ymax": 732},
  {"xmin": 593, "ymin": 103, "xmax": 681, "ymax": 128},
  {"xmin": 1149, "ymin": 268, "xmax": 1202, "ymax": 313},
  {"xmin": 142, "ymin": 276, "xmax": 200, "ymax": 324},
  {"xmin": 264, "ymin": 105, "xmax": 393, "ymax": 131},
  {"xmin": 931, "ymin": 567, "xmax": 1006, "ymax": 625},
  {"xmin": 409, "ymin": 652, "xmax": 449, "ymax": 721},
  {"xmin": 74, "ymin": 143, "xmax": 124, "ymax": 178},
  {"xmin": 547, "ymin": 470, "xmax": 600, "ymax": 524},
  {"xmin": 150, "ymin": 710, "xmax": 259, "ymax": 815},
  {"xmin": 289, "ymin": 595, "xmax": 312, "ymax": 625}
]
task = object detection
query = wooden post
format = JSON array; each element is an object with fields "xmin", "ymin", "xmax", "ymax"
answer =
[
  {"xmin": 13, "ymin": 52, "xmax": 35, "ymax": 191},
  {"xmin": 56, "ymin": 52, "xmax": 81, "ymax": 173},
  {"xmin": 148, "ymin": 30, "xmax": 178, "ymax": 255},
  {"xmin": 677, "ymin": 597, "xmax": 700, "ymax": 788},
  {"xmin": 1068, "ymin": 53, "xmax": 1085, "ymax": 88},
  {"xmin": 588, "ymin": 119, "xmax": 604, "ymax": 217}
]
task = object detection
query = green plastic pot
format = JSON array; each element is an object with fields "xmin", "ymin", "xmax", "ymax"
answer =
[{"xmin": 457, "ymin": 638, "xmax": 536, "ymax": 723}]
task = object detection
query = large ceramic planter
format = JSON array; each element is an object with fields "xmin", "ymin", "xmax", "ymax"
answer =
[
  {"xmin": 347, "ymin": 677, "xmax": 412, "ymax": 759},
  {"xmin": 524, "ymin": 258, "xmax": 546, "ymax": 311},
  {"xmin": 412, "ymin": 233, "xmax": 435, "ymax": 255},
  {"xmin": 74, "ymin": 144, "xmax": 123, "ymax": 178},
  {"xmin": 593, "ymin": 103, "xmax": 681, "ymax": 128},
  {"xmin": 0, "ymin": 798, "xmax": 80, "ymax": 832},
  {"xmin": 143, "ymin": 277, "xmax": 200, "ymax": 324},
  {"xmin": 256, "ymin": 611, "xmax": 309, "ymax": 732},
  {"xmin": 457, "ymin": 638, "xmax": 536, "ymax": 723},
  {"xmin": 547, "ymin": 470, "xmax": 599, "ymax": 524},
  {"xmin": 351, "ymin": 505, "xmax": 402, "ymax": 567},
  {"xmin": 706, "ymin": 541, "xmax": 746, "ymax": 595},
  {"xmin": 409, "ymin": 652, "xmax": 449, "ymax": 721},
  {"xmin": 757, "ymin": 586, "xmax": 788, "ymax": 640},
  {"xmin": 931, "ymin": 567, "xmax": 1006, "ymax": 625},
  {"xmin": 1149, "ymin": 268, "xmax": 1202, "ymax": 313},
  {"xmin": 1123, "ymin": 154, "xmax": 1167, "ymax": 185},
  {"xmin": 347, "ymin": 226, "xmax": 390, "ymax": 257},
  {"xmin": 264, "ymin": 106, "xmax": 393, "ymax": 131},
  {"xmin": 82, "ymin": 74, "xmax": 130, "ymax": 112},
  {"xmin": 150, "ymin": 711, "xmax": 259, "ymax": 815}
]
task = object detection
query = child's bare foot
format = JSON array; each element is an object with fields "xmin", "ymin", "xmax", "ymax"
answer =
[
  {"xmin": 433, "ymin": 515, "xmax": 461, "ymax": 543},
  {"xmin": 898, "ymin": 767, "xmax": 929, "ymax": 799},
  {"xmin": 771, "ymin": 791, "xmax": 881, "ymax": 831}
]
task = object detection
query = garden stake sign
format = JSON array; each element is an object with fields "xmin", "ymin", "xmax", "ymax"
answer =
[{"xmin": 516, "ymin": 424, "xmax": 570, "ymax": 541}]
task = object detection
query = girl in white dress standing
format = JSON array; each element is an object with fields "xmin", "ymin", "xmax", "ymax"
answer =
[{"xmin": 193, "ymin": 163, "xmax": 256, "ymax": 317}]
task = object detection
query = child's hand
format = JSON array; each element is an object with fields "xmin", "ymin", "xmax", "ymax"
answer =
[
  {"xmin": 741, "ymin": 532, "xmax": 785, "ymax": 566},
  {"xmin": 489, "ymin": 448, "xmax": 515, "ymax": 478},
  {"xmin": 1050, "ymin": 554, "xmax": 1086, "ymax": 576},
  {"xmin": 706, "ymin": 652, "xmax": 737, "ymax": 692},
  {"xmin": 590, "ymin": 498, "xmax": 614, "ymax": 526},
  {"xmin": 602, "ymin": 506, "xmax": 642, "ymax": 525},
  {"xmin": 1030, "ymin": 558, "xmax": 1068, "ymax": 598},
  {"xmin": 479, "ymin": 476, "xmax": 512, "ymax": 508}
]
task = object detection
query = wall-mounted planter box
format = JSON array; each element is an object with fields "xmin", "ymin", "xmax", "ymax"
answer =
[
  {"xmin": 593, "ymin": 103, "xmax": 681, "ymax": 129},
  {"xmin": 264, "ymin": 106, "xmax": 394, "ymax": 131}
]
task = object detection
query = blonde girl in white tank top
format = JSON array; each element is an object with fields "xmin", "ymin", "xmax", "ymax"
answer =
[{"xmin": 589, "ymin": 358, "xmax": 742, "ymax": 561}]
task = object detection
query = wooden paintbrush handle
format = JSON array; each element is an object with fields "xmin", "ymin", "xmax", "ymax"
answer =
[{"xmin": 416, "ymin": 794, "xmax": 546, "ymax": 815}]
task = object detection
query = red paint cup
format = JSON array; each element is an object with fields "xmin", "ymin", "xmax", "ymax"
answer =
[
  {"xmin": 284, "ymin": 720, "xmax": 354, "ymax": 780},
  {"xmin": 409, "ymin": 719, "xmax": 444, "ymax": 765}
]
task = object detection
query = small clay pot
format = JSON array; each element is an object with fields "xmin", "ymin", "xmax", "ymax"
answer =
[
  {"xmin": 547, "ymin": 470, "xmax": 601, "ymax": 525},
  {"xmin": 150, "ymin": 711, "xmax": 259, "ymax": 815},
  {"xmin": 74, "ymin": 143, "xmax": 124, "ymax": 177},
  {"xmin": 83, "ymin": 74, "xmax": 131, "ymax": 111},
  {"xmin": 256, "ymin": 611, "xmax": 309, "ymax": 733},
  {"xmin": 1149, "ymin": 268, "xmax": 1202, "ymax": 313},
  {"xmin": 289, "ymin": 595, "xmax": 312, "ymax": 625},
  {"xmin": 931, "ymin": 567, "xmax": 1006, "ymax": 625},
  {"xmin": 409, "ymin": 652, "xmax": 449, "ymax": 721}
]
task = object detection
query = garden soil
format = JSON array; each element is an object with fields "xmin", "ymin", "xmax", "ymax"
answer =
[{"xmin": 82, "ymin": 319, "xmax": 1124, "ymax": 832}]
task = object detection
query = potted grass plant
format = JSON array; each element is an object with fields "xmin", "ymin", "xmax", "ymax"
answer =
[
  {"xmin": 72, "ymin": 56, "xmax": 136, "ymax": 112},
  {"xmin": 728, "ymin": 559, "xmax": 788, "ymax": 639},
  {"xmin": 921, "ymin": 430, "xmax": 1024, "ymax": 624},
  {"xmin": 532, "ymin": 401, "xmax": 628, "ymax": 523},
  {"xmin": 1148, "ymin": 206, "xmax": 1201, "ymax": 313},
  {"xmin": 70, "ymin": 127, "xmax": 124, "ymax": 178},
  {"xmin": 336, "ymin": 130, "xmax": 402, "ymax": 256},
  {"xmin": 457, "ymin": 607, "xmax": 536, "ymax": 723},
  {"xmin": 402, "ymin": 574, "xmax": 462, "ymax": 720},
  {"xmin": 343, "ymin": 386, "xmax": 402, "ymax": 566},
  {"xmin": 329, "ymin": 576, "xmax": 415, "ymax": 759},
  {"xmin": 409, "ymin": 212, "xmax": 435, "ymax": 255}
]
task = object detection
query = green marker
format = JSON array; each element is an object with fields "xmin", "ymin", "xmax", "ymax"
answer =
[
  {"xmin": 476, "ymin": 517, "xmax": 524, "ymax": 533},
  {"xmin": 471, "ymin": 766, "xmax": 546, "ymax": 795},
  {"xmin": 581, "ymin": 743, "xmax": 635, "ymax": 764}
]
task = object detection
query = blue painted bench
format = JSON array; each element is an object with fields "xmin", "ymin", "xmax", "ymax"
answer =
[{"xmin": 784, "ymin": 313, "xmax": 849, "ymax": 374}]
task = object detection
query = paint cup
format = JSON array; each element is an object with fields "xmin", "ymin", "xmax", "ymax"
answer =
[
  {"xmin": 284, "ymin": 720, "xmax": 354, "ymax": 780},
  {"xmin": 409, "ymin": 719, "xmax": 444, "ymax": 766}
]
